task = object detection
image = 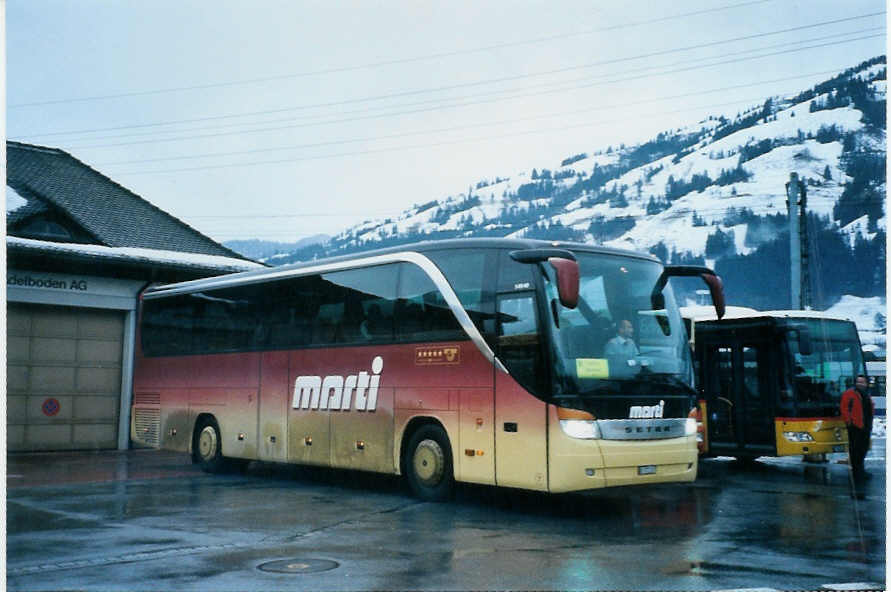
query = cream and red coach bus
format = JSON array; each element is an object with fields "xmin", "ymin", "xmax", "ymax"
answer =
[{"xmin": 131, "ymin": 238, "xmax": 724, "ymax": 500}]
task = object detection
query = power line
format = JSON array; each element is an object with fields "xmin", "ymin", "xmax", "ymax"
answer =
[
  {"xmin": 106, "ymin": 90, "xmax": 842, "ymax": 176},
  {"xmin": 24, "ymin": 24, "xmax": 883, "ymax": 145},
  {"xmin": 90, "ymin": 41, "xmax": 885, "ymax": 171},
  {"xmin": 15, "ymin": 13, "xmax": 884, "ymax": 142},
  {"xmin": 60, "ymin": 32, "xmax": 886, "ymax": 152},
  {"xmin": 8, "ymin": 0, "xmax": 777, "ymax": 109},
  {"xmin": 91, "ymin": 65, "xmax": 862, "ymax": 168},
  {"xmin": 90, "ymin": 33, "xmax": 885, "ymax": 165}
]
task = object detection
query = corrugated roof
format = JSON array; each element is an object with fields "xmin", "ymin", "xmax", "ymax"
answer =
[{"xmin": 6, "ymin": 141, "xmax": 247, "ymax": 259}]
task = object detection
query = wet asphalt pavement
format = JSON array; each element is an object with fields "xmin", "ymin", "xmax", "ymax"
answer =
[{"xmin": 6, "ymin": 442, "xmax": 885, "ymax": 591}]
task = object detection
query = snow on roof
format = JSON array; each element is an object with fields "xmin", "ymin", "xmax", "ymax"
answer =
[
  {"xmin": 680, "ymin": 305, "xmax": 759, "ymax": 321},
  {"xmin": 6, "ymin": 186, "xmax": 28, "ymax": 213},
  {"xmin": 756, "ymin": 309, "xmax": 854, "ymax": 320},
  {"xmin": 8, "ymin": 236, "xmax": 265, "ymax": 273},
  {"xmin": 680, "ymin": 306, "xmax": 871, "ymax": 323}
]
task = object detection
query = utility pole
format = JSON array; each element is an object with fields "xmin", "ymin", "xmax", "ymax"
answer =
[{"xmin": 785, "ymin": 172, "xmax": 809, "ymax": 309}]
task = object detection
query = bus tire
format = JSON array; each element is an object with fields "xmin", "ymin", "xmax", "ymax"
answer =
[
  {"xmin": 193, "ymin": 417, "xmax": 228, "ymax": 473},
  {"xmin": 404, "ymin": 424, "xmax": 454, "ymax": 502}
]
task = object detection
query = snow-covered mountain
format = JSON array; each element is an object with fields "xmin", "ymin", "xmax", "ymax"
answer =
[
  {"xmin": 270, "ymin": 57, "xmax": 886, "ymax": 335},
  {"xmin": 224, "ymin": 234, "xmax": 329, "ymax": 261}
]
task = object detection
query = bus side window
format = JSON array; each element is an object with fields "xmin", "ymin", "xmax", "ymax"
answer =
[
  {"xmin": 497, "ymin": 293, "xmax": 546, "ymax": 396},
  {"xmin": 260, "ymin": 277, "xmax": 321, "ymax": 349},
  {"xmin": 396, "ymin": 263, "xmax": 464, "ymax": 343},
  {"xmin": 142, "ymin": 295, "xmax": 195, "ymax": 356},
  {"xmin": 322, "ymin": 265, "xmax": 398, "ymax": 345},
  {"xmin": 196, "ymin": 300, "xmax": 233, "ymax": 353},
  {"xmin": 314, "ymin": 302, "xmax": 343, "ymax": 346},
  {"xmin": 426, "ymin": 249, "xmax": 492, "ymax": 335}
]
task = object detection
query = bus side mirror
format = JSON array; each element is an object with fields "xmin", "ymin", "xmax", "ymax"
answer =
[
  {"xmin": 701, "ymin": 273, "xmax": 725, "ymax": 320},
  {"xmin": 509, "ymin": 248, "xmax": 579, "ymax": 309},
  {"xmin": 547, "ymin": 257, "xmax": 579, "ymax": 309},
  {"xmin": 652, "ymin": 265, "xmax": 725, "ymax": 319}
]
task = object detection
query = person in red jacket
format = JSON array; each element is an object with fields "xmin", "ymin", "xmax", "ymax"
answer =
[{"xmin": 841, "ymin": 374, "xmax": 874, "ymax": 487}]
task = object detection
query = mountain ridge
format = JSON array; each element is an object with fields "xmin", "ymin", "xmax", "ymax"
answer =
[{"xmin": 260, "ymin": 57, "xmax": 886, "ymax": 315}]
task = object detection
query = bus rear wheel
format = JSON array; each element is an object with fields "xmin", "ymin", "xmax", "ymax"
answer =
[
  {"xmin": 194, "ymin": 418, "xmax": 229, "ymax": 473},
  {"xmin": 405, "ymin": 424, "xmax": 454, "ymax": 502}
]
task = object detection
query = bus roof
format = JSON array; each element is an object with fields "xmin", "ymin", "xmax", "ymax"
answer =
[
  {"xmin": 680, "ymin": 305, "xmax": 758, "ymax": 321},
  {"xmin": 143, "ymin": 237, "xmax": 660, "ymax": 298},
  {"xmin": 757, "ymin": 309, "xmax": 858, "ymax": 321},
  {"xmin": 695, "ymin": 314, "xmax": 859, "ymax": 334},
  {"xmin": 683, "ymin": 307, "xmax": 856, "ymax": 323}
]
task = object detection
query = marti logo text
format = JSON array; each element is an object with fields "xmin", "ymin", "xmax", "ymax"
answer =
[
  {"xmin": 293, "ymin": 357, "xmax": 383, "ymax": 412},
  {"xmin": 629, "ymin": 400, "xmax": 665, "ymax": 419}
]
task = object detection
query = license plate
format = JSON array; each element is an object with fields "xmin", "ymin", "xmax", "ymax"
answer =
[
  {"xmin": 833, "ymin": 445, "xmax": 845, "ymax": 452},
  {"xmin": 638, "ymin": 465, "xmax": 656, "ymax": 475}
]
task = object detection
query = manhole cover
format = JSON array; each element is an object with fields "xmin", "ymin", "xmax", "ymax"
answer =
[{"xmin": 257, "ymin": 558, "xmax": 339, "ymax": 574}]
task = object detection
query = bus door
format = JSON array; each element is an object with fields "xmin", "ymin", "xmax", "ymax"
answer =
[
  {"xmin": 737, "ymin": 342, "xmax": 775, "ymax": 451},
  {"xmin": 703, "ymin": 340, "xmax": 774, "ymax": 453},
  {"xmin": 494, "ymin": 289, "xmax": 548, "ymax": 491},
  {"xmin": 704, "ymin": 344, "xmax": 737, "ymax": 450}
]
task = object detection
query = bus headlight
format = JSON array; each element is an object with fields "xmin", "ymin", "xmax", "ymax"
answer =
[
  {"xmin": 685, "ymin": 417, "xmax": 698, "ymax": 436},
  {"xmin": 560, "ymin": 419, "xmax": 601, "ymax": 439},
  {"xmin": 783, "ymin": 431, "xmax": 814, "ymax": 442}
]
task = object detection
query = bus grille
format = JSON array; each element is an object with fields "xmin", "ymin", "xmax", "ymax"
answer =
[
  {"xmin": 597, "ymin": 418, "xmax": 687, "ymax": 440},
  {"xmin": 134, "ymin": 408, "xmax": 161, "ymax": 447},
  {"xmin": 133, "ymin": 392, "xmax": 161, "ymax": 406}
]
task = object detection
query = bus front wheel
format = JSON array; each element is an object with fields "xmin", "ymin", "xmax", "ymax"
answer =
[{"xmin": 405, "ymin": 424, "xmax": 454, "ymax": 502}]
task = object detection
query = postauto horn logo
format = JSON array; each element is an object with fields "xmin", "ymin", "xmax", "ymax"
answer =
[{"xmin": 292, "ymin": 357, "xmax": 383, "ymax": 412}]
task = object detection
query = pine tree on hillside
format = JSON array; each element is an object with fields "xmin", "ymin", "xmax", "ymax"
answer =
[
  {"xmin": 649, "ymin": 242, "xmax": 669, "ymax": 263},
  {"xmin": 833, "ymin": 152, "xmax": 885, "ymax": 227},
  {"xmin": 705, "ymin": 228, "xmax": 736, "ymax": 258}
]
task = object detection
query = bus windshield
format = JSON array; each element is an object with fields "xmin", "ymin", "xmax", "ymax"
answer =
[
  {"xmin": 543, "ymin": 253, "xmax": 694, "ymax": 409},
  {"xmin": 788, "ymin": 319, "xmax": 865, "ymax": 414}
]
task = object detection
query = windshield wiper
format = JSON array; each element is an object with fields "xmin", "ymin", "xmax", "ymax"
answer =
[
  {"xmin": 628, "ymin": 373, "xmax": 696, "ymax": 395},
  {"xmin": 564, "ymin": 374, "xmax": 695, "ymax": 399}
]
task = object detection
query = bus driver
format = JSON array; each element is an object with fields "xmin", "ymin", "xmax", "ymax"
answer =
[{"xmin": 605, "ymin": 319, "xmax": 640, "ymax": 371}]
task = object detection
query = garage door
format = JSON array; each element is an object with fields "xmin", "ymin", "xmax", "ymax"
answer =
[{"xmin": 7, "ymin": 303, "xmax": 124, "ymax": 452}]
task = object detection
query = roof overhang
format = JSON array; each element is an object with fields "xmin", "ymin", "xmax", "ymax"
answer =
[{"xmin": 7, "ymin": 236, "xmax": 265, "ymax": 277}]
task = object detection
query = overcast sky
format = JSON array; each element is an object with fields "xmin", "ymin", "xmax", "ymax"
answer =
[{"xmin": 6, "ymin": 0, "xmax": 886, "ymax": 243}]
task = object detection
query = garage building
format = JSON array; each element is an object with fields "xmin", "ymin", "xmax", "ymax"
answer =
[{"xmin": 6, "ymin": 141, "xmax": 263, "ymax": 452}]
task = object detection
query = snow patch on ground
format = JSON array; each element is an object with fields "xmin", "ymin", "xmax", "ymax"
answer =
[
  {"xmin": 872, "ymin": 416, "xmax": 886, "ymax": 439},
  {"xmin": 841, "ymin": 215, "xmax": 878, "ymax": 246}
]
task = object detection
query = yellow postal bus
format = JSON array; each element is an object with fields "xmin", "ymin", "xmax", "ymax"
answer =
[{"xmin": 692, "ymin": 311, "xmax": 863, "ymax": 460}]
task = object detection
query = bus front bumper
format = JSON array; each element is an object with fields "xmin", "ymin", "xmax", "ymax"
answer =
[
  {"xmin": 774, "ymin": 418, "xmax": 848, "ymax": 457},
  {"xmin": 548, "ymin": 435, "xmax": 698, "ymax": 493}
]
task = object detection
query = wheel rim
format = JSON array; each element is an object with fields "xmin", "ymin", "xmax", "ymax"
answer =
[
  {"xmin": 413, "ymin": 438, "xmax": 445, "ymax": 486},
  {"xmin": 197, "ymin": 426, "xmax": 218, "ymax": 462}
]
